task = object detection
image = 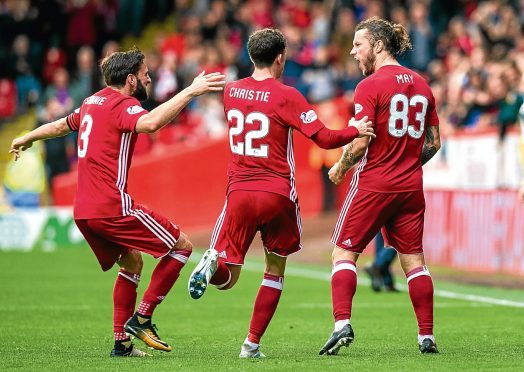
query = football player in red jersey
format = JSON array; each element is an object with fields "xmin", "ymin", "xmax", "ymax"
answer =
[
  {"xmin": 319, "ymin": 17, "xmax": 441, "ymax": 356},
  {"xmin": 187, "ymin": 28, "xmax": 375, "ymax": 358},
  {"xmin": 10, "ymin": 48, "xmax": 225, "ymax": 357}
]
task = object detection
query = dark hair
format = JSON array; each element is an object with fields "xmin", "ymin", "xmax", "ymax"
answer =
[
  {"xmin": 355, "ymin": 17, "xmax": 412, "ymax": 56},
  {"xmin": 100, "ymin": 47, "xmax": 145, "ymax": 87},
  {"xmin": 247, "ymin": 28, "xmax": 287, "ymax": 68}
]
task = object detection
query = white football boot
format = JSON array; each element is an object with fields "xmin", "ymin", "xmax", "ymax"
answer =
[
  {"xmin": 188, "ymin": 248, "xmax": 219, "ymax": 299},
  {"xmin": 239, "ymin": 339, "xmax": 266, "ymax": 359}
]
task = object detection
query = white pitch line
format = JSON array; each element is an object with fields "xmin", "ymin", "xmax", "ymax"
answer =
[
  {"xmin": 431, "ymin": 289, "xmax": 524, "ymax": 308},
  {"xmin": 239, "ymin": 261, "xmax": 524, "ymax": 308}
]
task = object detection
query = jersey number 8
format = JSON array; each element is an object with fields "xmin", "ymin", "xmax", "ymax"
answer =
[
  {"xmin": 227, "ymin": 109, "xmax": 269, "ymax": 157},
  {"xmin": 388, "ymin": 93, "xmax": 428, "ymax": 139}
]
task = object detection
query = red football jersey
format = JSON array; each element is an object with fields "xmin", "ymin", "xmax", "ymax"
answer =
[
  {"xmin": 66, "ymin": 87, "xmax": 148, "ymax": 219},
  {"xmin": 352, "ymin": 65, "xmax": 439, "ymax": 192},
  {"xmin": 223, "ymin": 77, "xmax": 324, "ymax": 201}
]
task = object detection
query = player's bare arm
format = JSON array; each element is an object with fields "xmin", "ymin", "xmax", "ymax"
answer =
[
  {"xmin": 135, "ymin": 71, "xmax": 225, "ymax": 133},
  {"xmin": 420, "ymin": 126, "xmax": 441, "ymax": 165},
  {"xmin": 9, "ymin": 117, "xmax": 70, "ymax": 161},
  {"xmin": 328, "ymin": 136, "xmax": 370, "ymax": 185}
]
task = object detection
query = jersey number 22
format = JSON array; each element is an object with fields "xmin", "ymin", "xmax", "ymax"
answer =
[{"xmin": 227, "ymin": 109, "xmax": 269, "ymax": 157}]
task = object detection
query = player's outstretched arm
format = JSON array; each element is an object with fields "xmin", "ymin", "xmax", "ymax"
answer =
[
  {"xmin": 328, "ymin": 136, "xmax": 370, "ymax": 185},
  {"xmin": 311, "ymin": 116, "xmax": 374, "ymax": 149},
  {"xmin": 421, "ymin": 126, "xmax": 441, "ymax": 165},
  {"xmin": 136, "ymin": 71, "xmax": 225, "ymax": 133},
  {"xmin": 9, "ymin": 117, "xmax": 70, "ymax": 161}
]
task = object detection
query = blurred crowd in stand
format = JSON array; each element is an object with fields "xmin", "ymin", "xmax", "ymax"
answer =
[{"xmin": 1, "ymin": 0, "xmax": 524, "ymax": 204}]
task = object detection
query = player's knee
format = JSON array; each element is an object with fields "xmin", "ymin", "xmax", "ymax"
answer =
[
  {"xmin": 216, "ymin": 279, "xmax": 237, "ymax": 291},
  {"xmin": 332, "ymin": 246, "xmax": 351, "ymax": 262},
  {"xmin": 217, "ymin": 282, "xmax": 234, "ymax": 290},
  {"xmin": 216, "ymin": 270, "xmax": 240, "ymax": 290},
  {"xmin": 174, "ymin": 232, "xmax": 193, "ymax": 252},
  {"xmin": 131, "ymin": 251, "xmax": 143, "ymax": 273},
  {"xmin": 119, "ymin": 250, "xmax": 143, "ymax": 274}
]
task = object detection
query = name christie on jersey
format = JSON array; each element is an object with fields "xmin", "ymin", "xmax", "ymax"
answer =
[{"xmin": 229, "ymin": 87, "xmax": 270, "ymax": 102}]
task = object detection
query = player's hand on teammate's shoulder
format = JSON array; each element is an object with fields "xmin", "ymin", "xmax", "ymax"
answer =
[
  {"xmin": 349, "ymin": 116, "xmax": 376, "ymax": 139},
  {"xmin": 9, "ymin": 135, "xmax": 32, "ymax": 161},
  {"xmin": 188, "ymin": 71, "xmax": 226, "ymax": 96}
]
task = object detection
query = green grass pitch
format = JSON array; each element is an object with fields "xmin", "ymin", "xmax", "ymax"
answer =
[{"xmin": 1, "ymin": 247, "xmax": 523, "ymax": 371}]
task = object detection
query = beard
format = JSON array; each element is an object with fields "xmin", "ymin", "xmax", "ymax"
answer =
[
  {"xmin": 133, "ymin": 79, "xmax": 148, "ymax": 101},
  {"xmin": 361, "ymin": 50, "xmax": 376, "ymax": 76}
]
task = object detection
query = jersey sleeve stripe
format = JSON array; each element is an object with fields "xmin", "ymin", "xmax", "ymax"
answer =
[{"xmin": 66, "ymin": 115, "xmax": 75, "ymax": 131}]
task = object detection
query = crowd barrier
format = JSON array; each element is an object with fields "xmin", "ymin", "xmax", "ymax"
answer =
[{"xmin": 424, "ymin": 190, "xmax": 524, "ymax": 276}]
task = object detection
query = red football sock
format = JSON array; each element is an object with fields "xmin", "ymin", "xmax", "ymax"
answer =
[
  {"xmin": 406, "ymin": 266, "xmax": 434, "ymax": 335},
  {"xmin": 113, "ymin": 270, "xmax": 140, "ymax": 339},
  {"xmin": 247, "ymin": 273, "xmax": 284, "ymax": 344},
  {"xmin": 209, "ymin": 260, "xmax": 231, "ymax": 288},
  {"xmin": 137, "ymin": 249, "xmax": 191, "ymax": 317},
  {"xmin": 331, "ymin": 260, "xmax": 357, "ymax": 321}
]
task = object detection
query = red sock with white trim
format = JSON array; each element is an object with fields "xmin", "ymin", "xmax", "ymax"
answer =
[
  {"xmin": 113, "ymin": 270, "xmax": 140, "ymax": 341},
  {"xmin": 137, "ymin": 250, "xmax": 191, "ymax": 317},
  {"xmin": 247, "ymin": 273, "xmax": 284, "ymax": 344},
  {"xmin": 331, "ymin": 260, "xmax": 357, "ymax": 324},
  {"xmin": 210, "ymin": 260, "xmax": 232, "ymax": 288},
  {"xmin": 406, "ymin": 265, "xmax": 434, "ymax": 337}
]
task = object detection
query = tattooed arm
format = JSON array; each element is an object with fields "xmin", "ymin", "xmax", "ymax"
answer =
[
  {"xmin": 421, "ymin": 126, "xmax": 441, "ymax": 165},
  {"xmin": 328, "ymin": 136, "xmax": 371, "ymax": 185}
]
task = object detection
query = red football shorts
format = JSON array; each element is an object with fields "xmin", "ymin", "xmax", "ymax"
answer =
[
  {"xmin": 210, "ymin": 190, "xmax": 302, "ymax": 265},
  {"xmin": 75, "ymin": 204, "xmax": 181, "ymax": 271},
  {"xmin": 331, "ymin": 189, "xmax": 425, "ymax": 254}
]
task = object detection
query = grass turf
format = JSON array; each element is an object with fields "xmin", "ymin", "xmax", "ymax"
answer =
[{"xmin": 1, "ymin": 247, "xmax": 523, "ymax": 371}]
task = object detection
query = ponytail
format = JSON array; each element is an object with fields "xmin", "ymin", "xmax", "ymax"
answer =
[{"xmin": 356, "ymin": 17, "xmax": 412, "ymax": 56}]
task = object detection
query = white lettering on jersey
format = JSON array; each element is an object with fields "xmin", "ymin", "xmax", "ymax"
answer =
[
  {"xmin": 84, "ymin": 95, "xmax": 107, "ymax": 105},
  {"xmin": 300, "ymin": 109, "xmax": 318, "ymax": 124},
  {"xmin": 355, "ymin": 103, "xmax": 363, "ymax": 114},
  {"xmin": 395, "ymin": 74, "xmax": 414, "ymax": 84},
  {"xmin": 229, "ymin": 87, "xmax": 270, "ymax": 102},
  {"xmin": 126, "ymin": 105, "xmax": 145, "ymax": 115}
]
